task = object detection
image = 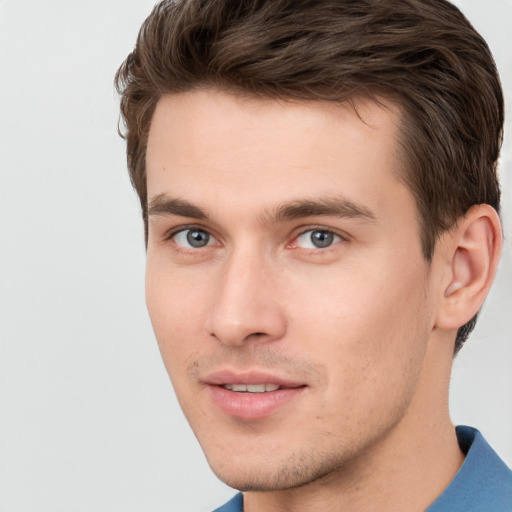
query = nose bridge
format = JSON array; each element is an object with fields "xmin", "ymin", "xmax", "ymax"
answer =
[{"xmin": 205, "ymin": 243, "xmax": 286, "ymax": 346}]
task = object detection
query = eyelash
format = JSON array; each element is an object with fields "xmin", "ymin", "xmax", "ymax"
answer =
[
  {"xmin": 164, "ymin": 225, "xmax": 348, "ymax": 252},
  {"xmin": 289, "ymin": 227, "xmax": 347, "ymax": 252},
  {"xmin": 164, "ymin": 224, "xmax": 217, "ymax": 250}
]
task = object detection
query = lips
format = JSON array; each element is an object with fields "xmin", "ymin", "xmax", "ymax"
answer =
[{"xmin": 204, "ymin": 371, "xmax": 306, "ymax": 420}]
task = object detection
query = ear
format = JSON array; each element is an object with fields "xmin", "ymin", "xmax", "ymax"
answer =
[{"xmin": 435, "ymin": 204, "xmax": 502, "ymax": 331}]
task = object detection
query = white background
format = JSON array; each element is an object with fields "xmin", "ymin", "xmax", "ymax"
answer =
[{"xmin": 0, "ymin": 1, "xmax": 510, "ymax": 511}]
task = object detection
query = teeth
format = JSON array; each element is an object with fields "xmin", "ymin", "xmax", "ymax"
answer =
[
  {"xmin": 223, "ymin": 383, "xmax": 281, "ymax": 393},
  {"xmin": 247, "ymin": 384, "xmax": 266, "ymax": 393}
]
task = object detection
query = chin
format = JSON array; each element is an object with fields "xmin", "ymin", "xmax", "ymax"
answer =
[{"xmin": 203, "ymin": 446, "xmax": 355, "ymax": 492}]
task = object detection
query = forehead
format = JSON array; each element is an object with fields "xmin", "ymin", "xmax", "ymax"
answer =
[
  {"xmin": 147, "ymin": 89, "xmax": 402, "ymax": 152},
  {"xmin": 146, "ymin": 89, "xmax": 406, "ymax": 216}
]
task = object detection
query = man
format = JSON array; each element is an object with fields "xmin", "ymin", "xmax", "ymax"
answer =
[{"xmin": 115, "ymin": 0, "xmax": 512, "ymax": 510}]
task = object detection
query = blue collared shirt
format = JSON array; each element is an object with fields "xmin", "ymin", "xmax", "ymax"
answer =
[{"xmin": 213, "ymin": 426, "xmax": 512, "ymax": 512}]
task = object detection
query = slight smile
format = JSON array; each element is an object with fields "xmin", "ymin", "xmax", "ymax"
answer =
[{"xmin": 204, "ymin": 371, "xmax": 307, "ymax": 420}]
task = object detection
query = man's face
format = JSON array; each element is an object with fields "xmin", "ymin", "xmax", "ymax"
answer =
[{"xmin": 145, "ymin": 90, "xmax": 439, "ymax": 490}]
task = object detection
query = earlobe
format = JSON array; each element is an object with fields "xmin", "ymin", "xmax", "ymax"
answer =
[{"xmin": 436, "ymin": 204, "xmax": 502, "ymax": 331}]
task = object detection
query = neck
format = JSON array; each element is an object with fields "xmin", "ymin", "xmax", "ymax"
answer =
[{"xmin": 244, "ymin": 331, "xmax": 464, "ymax": 512}]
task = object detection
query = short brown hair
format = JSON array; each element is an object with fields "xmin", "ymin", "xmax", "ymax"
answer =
[{"xmin": 115, "ymin": 0, "xmax": 503, "ymax": 352}]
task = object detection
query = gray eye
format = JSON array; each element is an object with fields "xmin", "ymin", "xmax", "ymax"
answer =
[
  {"xmin": 310, "ymin": 230, "xmax": 334, "ymax": 248},
  {"xmin": 187, "ymin": 229, "xmax": 210, "ymax": 247},
  {"xmin": 296, "ymin": 229, "xmax": 340, "ymax": 249},
  {"xmin": 173, "ymin": 229, "xmax": 213, "ymax": 248}
]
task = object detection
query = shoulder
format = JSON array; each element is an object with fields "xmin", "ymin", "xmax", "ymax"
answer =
[
  {"xmin": 427, "ymin": 426, "xmax": 512, "ymax": 512},
  {"xmin": 212, "ymin": 493, "xmax": 243, "ymax": 512}
]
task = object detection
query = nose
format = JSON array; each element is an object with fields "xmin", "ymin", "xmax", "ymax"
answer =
[{"xmin": 205, "ymin": 249, "xmax": 287, "ymax": 347}]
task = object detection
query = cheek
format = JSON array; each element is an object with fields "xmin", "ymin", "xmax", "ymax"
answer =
[
  {"xmin": 290, "ymin": 260, "xmax": 426, "ymax": 339},
  {"xmin": 145, "ymin": 262, "xmax": 209, "ymax": 376},
  {"xmin": 286, "ymin": 258, "xmax": 430, "ymax": 397}
]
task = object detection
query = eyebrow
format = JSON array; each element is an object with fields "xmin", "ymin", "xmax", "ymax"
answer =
[
  {"xmin": 147, "ymin": 194, "xmax": 377, "ymax": 224},
  {"xmin": 148, "ymin": 194, "xmax": 209, "ymax": 220},
  {"xmin": 261, "ymin": 197, "xmax": 377, "ymax": 225}
]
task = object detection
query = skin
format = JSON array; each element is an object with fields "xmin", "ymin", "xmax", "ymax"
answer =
[{"xmin": 144, "ymin": 89, "xmax": 500, "ymax": 512}]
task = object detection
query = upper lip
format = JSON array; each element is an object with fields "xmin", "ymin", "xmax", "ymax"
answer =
[{"xmin": 203, "ymin": 370, "xmax": 305, "ymax": 388}]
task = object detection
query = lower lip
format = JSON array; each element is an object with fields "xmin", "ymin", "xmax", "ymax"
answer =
[{"xmin": 207, "ymin": 385, "xmax": 305, "ymax": 420}]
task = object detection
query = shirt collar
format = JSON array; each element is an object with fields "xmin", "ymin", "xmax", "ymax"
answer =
[{"xmin": 426, "ymin": 426, "xmax": 512, "ymax": 512}]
